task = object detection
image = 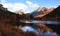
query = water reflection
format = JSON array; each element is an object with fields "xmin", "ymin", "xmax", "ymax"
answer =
[
  {"xmin": 21, "ymin": 20, "xmax": 60, "ymax": 24},
  {"xmin": 20, "ymin": 20, "xmax": 60, "ymax": 36}
]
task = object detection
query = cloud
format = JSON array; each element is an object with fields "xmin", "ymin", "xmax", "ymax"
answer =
[
  {"xmin": 0, "ymin": 0, "xmax": 27, "ymax": 12},
  {"xmin": 26, "ymin": 1, "xmax": 39, "ymax": 8},
  {"xmin": 32, "ymin": 4, "xmax": 39, "ymax": 8},
  {"xmin": 13, "ymin": 3, "xmax": 28, "ymax": 10},
  {"xmin": 3, "ymin": 3, "xmax": 13, "ymax": 8},
  {"xmin": 2, "ymin": 3, "xmax": 28, "ymax": 12},
  {"xmin": 26, "ymin": 0, "xmax": 33, "ymax": 5},
  {"xmin": 51, "ymin": 6, "xmax": 57, "ymax": 8},
  {"xmin": 0, "ymin": 0, "xmax": 39, "ymax": 13},
  {"xmin": 1, "ymin": 0, "xmax": 28, "ymax": 12}
]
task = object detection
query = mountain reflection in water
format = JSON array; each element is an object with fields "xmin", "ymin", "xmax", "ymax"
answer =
[{"xmin": 21, "ymin": 20, "xmax": 60, "ymax": 36}]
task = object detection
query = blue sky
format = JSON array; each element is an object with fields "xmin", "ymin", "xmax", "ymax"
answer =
[{"xmin": 0, "ymin": 0, "xmax": 60, "ymax": 13}]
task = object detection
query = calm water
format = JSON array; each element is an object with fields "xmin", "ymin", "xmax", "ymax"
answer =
[
  {"xmin": 21, "ymin": 20, "xmax": 60, "ymax": 24},
  {"xmin": 21, "ymin": 20, "xmax": 60, "ymax": 36}
]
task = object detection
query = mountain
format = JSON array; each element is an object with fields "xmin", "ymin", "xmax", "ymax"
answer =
[
  {"xmin": 20, "ymin": 6, "xmax": 56, "ymax": 20},
  {"xmin": 29, "ymin": 6, "xmax": 56, "ymax": 19},
  {"xmin": 37, "ymin": 6, "xmax": 48, "ymax": 12},
  {"xmin": 34, "ymin": 7, "xmax": 55, "ymax": 18},
  {"xmin": 15, "ymin": 10, "xmax": 24, "ymax": 15}
]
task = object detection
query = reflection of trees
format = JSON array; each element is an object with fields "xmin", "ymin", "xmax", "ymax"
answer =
[{"xmin": 45, "ymin": 24, "xmax": 60, "ymax": 34}]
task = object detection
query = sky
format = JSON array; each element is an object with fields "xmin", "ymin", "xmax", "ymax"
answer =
[{"xmin": 0, "ymin": 0, "xmax": 60, "ymax": 13}]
